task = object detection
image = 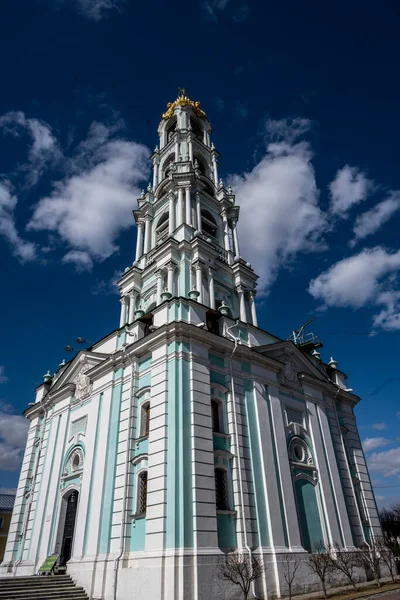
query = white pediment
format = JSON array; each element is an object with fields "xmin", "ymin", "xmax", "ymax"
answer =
[
  {"xmin": 49, "ymin": 350, "xmax": 109, "ymax": 398},
  {"xmin": 256, "ymin": 341, "xmax": 330, "ymax": 391}
]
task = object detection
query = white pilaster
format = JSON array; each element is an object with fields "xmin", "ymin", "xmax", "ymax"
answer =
[
  {"xmin": 167, "ymin": 263, "xmax": 174, "ymax": 295},
  {"xmin": 143, "ymin": 217, "xmax": 151, "ymax": 254},
  {"xmin": 208, "ymin": 267, "xmax": 215, "ymax": 310},
  {"xmin": 152, "ymin": 157, "xmax": 159, "ymax": 189},
  {"xmin": 156, "ymin": 270, "xmax": 163, "ymax": 305},
  {"xmin": 135, "ymin": 222, "xmax": 143, "ymax": 262},
  {"xmin": 237, "ymin": 286, "xmax": 247, "ymax": 323},
  {"xmin": 211, "ymin": 153, "xmax": 218, "ymax": 186},
  {"xmin": 185, "ymin": 186, "xmax": 191, "ymax": 226},
  {"xmin": 168, "ymin": 194, "xmax": 175, "ymax": 235},
  {"xmin": 222, "ymin": 210, "xmax": 230, "ymax": 253},
  {"xmin": 177, "ymin": 188, "xmax": 184, "ymax": 228},
  {"xmin": 119, "ymin": 296, "xmax": 128, "ymax": 328},
  {"xmin": 249, "ymin": 291, "xmax": 258, "ymax": 327},
  {"xmin": 196, "ymin": 193, "xmax": 202, "ymax": 232},
  {"xmin": 232, "ymin": 220, "xmax": 240, "ymax": 257},
  {"xmin": 128, "ymin": 291, "xmax": 136, "ymax": 323},
  {"xmin": 195, "ymin": 262, "xmax": 203, "ymax": 303}
]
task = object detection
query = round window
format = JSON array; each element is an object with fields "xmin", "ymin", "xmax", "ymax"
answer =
[
  {"xmin": 293, "ymin": 444, "xmax": 305, "ymax": 462},
  {"xmin": 72, "ymin": 454, "xmax": 80, "ymax": 471}
]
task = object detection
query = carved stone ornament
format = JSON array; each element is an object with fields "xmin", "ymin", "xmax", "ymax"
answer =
[
  {"xmin": 74, "ymin": 362, "xmax": 92, "ymax": 402},
  {"xmin": 277, "ymin": 355, "xmax": 302, "ymax": 391}
]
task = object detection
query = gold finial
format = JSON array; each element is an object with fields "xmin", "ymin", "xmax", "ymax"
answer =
[{"xmin": 162, "ymin": 90, "xmax": 207, "ymax": 120}]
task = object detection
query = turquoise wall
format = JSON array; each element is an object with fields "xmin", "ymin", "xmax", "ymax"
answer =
[
  {"xmin": 243, "ymin": 379, "xmax": 269, "ymax": 547},
  {"xmin": 217, "ymin": 514, "xmax": 237, "ymax": 549},
  {"xmin": 98, "ymin": 381, "xmax": 123, "ymax": 554},
  {"xmin": 295, "ymin": 479, "xmax": 324, "ymax": 552}
]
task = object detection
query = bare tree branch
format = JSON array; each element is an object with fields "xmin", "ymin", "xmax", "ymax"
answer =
[
  {"xmin": 357, "ymin": 541, "xmax": 381, "ymax": 587},
  {"xmin": 282, "ymin": 554, "xmax": 301, "ymax": 600},
  {"xmin": 329, "ymin": 543, "xmax": 359, "ymax": 591},
  {"xmin": 306, "ymin": 540, "xmax": 334, "ymax": 598},
  {"xmin": 216, "ymin": 551, "xmax": 264, "ymax": 600}
]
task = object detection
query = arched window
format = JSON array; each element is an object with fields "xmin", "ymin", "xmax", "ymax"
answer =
[
  {"xmin": 201, "ymin": 210, "xmax": 218, "ymax": 239},
  {"xmin": 215, "ymin": 468, "xmax": 229, "ymax": 510},
  {"xmin": 140, "ymin": 401, "xmax": 150, "ymax": 437},
  {"xmin": 191, "ymin": 119, "xmax": 203, "ymax": 141},
  {"xmin": 163, "ymin": 155, "xmax": 175, "ymax": 179},
  {"xmin": 155, "ymin": 212, "xmax": 169, "ymax": 244},
  {"xmin": 211, "ymin": 399, "xmax": 223, "ymax": 433},
  {"xmin": 138, "ymin": 471, "xmax": 148, "ymax": 514},
  {"xmin": 166, "ymin": 119, "xmax": 177, "ymax": 142}
]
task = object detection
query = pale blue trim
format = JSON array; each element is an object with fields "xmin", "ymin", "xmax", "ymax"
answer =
[
  {"xmin": 166, "ymin": 359, "xmax": 177, "ymax": 548},
  {"xmin": 181, "ymin": 357, "xmax": 193, "ymax": 548},
  {"xmin": 264, "ymin": 387, "xmax": 288, "ymax": 547},
  {"xmin": 98, "ymin": 383, "xmax": 123, "ymax": 553},
  {"xmin": 243, "ymin": 378, "xmax": 269, "ymax": 546},
  {"xmin": 315, "ymin": 406, "xmax": 344, "ymax": 546},
  {"xmin": 34, "ymin": 413, "xmax": 62, "ymax": 566},
  {"xmin": 47, "ymin": 411, "xmax": 72, "ymax": 554},
  {"xmin": 83, "ymin": 392, "xmax": 103, "ymax": 555}
]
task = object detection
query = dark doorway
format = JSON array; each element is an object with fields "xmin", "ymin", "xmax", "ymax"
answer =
[{"xmin": 59, "ymin": 491, "xmax": 78, "ymax": 566}]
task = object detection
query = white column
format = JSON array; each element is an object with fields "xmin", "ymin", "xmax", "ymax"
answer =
[
  {"xmin": 208, "ymin": 267, "xmax": 215, "ymax": 310},
  {"xmin": 177, "ymin": 188, "xmax": 184, "ymax": 227},
  {"xmin": 211, "ymin": 154, "xmax": 218, "ymax": 186},
  {"xmin": 249, "ymin": 291, "xmax": 257, "ymax": 327},
  {"xmin": 195, "ymin": 263, "xmax": 203, "ymax": 303},
  {"xmin": 156, "ymin": 270, "xmax": 163, "ymax": 305},
  {"xmin": 222, "ymin": 210, "xmax": 230, "ymax": 252},
  {"xmin": 232, "ymin": 220, "xmax": 240, "ymax": 257},
  {"xmin": 119, "ymin": 296, "xmax": 128, "ymax": 328},
  {"xmin": 196, "ymin": 194, "xmax": 202, "ymax": 232},
  {"xmin": 188, "ymin": 136, "xmax": 193, "ymax": 162},
  {"xmin": 175, "ymin": 134, "xmax": 179, "ymax": 159},
  {"xmin": 167, "ymin": 263, "xmax": 174, "ymax": 295},
  {"xmin": 128, "ymin": 291, "xmax": 136, "ymax": 323},
  {"xmin": 135, "ymin": 222, "xmax": 143, "ymax": 261},
  {"xmin": 237, "ymin": 286, "xmax": 247, "ymax": 323},
  {"xmin": 185, "ymin": 186, "xmax": 191, "ymax": 226},
  {"xmin": 168, "ymin": 194, "xmax": 175, "ymax": 235},
  {"xmin": 143, "ymin": 217, "xmax": 151, "ymax": 254},
  {"xmin": 152, "ymin": 158, "xmax": 159, "ymax": 189}
]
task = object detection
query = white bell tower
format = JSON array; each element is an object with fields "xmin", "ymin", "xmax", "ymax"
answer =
[{"xmin": 118, "ymin": 89, "xmax": 259, "ymax": 328}]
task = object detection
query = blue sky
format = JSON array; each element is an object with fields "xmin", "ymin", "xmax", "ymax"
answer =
[{"xmin": 0, "ymin": 0, "xmax": 399, "ymax": 507}]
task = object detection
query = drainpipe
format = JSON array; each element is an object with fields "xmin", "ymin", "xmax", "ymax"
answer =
[
  {"xmin": 14, "ymin": 397, "xmax": 48, "ymax": 576},
  {"xmin": 225, "ymin": 321, "xmax": 258, "ymax": 599},
  {"xmin": 113, "ymin": 342, "xmax": 138, "ymax": 600}
]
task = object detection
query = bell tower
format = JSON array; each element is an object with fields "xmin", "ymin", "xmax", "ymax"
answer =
[{"xmin": 117, "ymin": 90, "xmax": 259, "ymax": 328}]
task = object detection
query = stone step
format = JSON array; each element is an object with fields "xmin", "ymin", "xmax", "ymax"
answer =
[
  {"xmin": 0, "ymin": 577, "xmax": 72, "ymax": 584},
  {"xmin": 0, "ymin": 575, "xmax": 88, "ymax": 600}
]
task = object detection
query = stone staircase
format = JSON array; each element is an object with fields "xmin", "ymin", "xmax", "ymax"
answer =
[{"xmin": 0, "ymin": 575, "xmax": 88, "ymax": 600}]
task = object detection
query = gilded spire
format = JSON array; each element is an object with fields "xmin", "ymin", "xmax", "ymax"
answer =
[{"xmin": 162, "ymin": 89, "xmax": 207, "ymax": 120}]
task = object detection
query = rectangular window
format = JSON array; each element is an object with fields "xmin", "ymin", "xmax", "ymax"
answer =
[
  {"xmin": 0, "ymin": 517, "xmax": 4, "ymax": 529},
  {"xmin": 286, "ymin": 407, "xmax": 304, "ymax": 427},
  {"xmin": 211, "ymin": 400, "xmax": 221, "ymax": 433},
  {"xmin": 215, "ymin": 468, "xmax": 229, "ymax": 510}
]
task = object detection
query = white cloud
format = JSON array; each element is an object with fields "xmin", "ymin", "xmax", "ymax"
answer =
[
  {"xmin": 232, "ymin": 118, "xmax": 327, "ymax": 293},
  {"xmin": 74, "ymin": 0, "xmax": 126, "ymax": 21},
  {"xmin": 0, "ymin": 366, "xmax": 8, "ymax": 384},
  {"xmin": 329, "ymin": 165, "xmax": 374, "ymax": 217},
  {"xmin": 372, "ymin": 422, "xmax": 387, "ymax": 430},
  {"xmin": 367, "ymin": 447, "xmax": 400, "ymax": 477},
  {"xmin": 309, "ymin": 247, "xmax": 400, "ymax": 330},
  {"xmin": 92, "ymin": 269, "xmax": 123, "ymax": 295},
  {"xmin": 0, "ymin": 181, "xmax": 36, "ymax": 261},
  {"xmin": 27, "ymin": 121, "xmax": 150, "ymax": 270},
  {"xmin": 372, "ymin": 291, "xmax": 400, "ymax": 331},
  {"xmin": 0, "ymin": 111, "xmax": 60, "ymax": 187},
  {"xmin": 309, "ymin": 247, "xmax": 400, "ymax": 308},
  {"xmin": 0, "ymin": 411, "xmax": 29, "ymax": 472},
  {"xmin": 362, "ymin": 437, "xmax": 391, "ymax": 452},
  {"xmin": 351, "ymin": 191, "xmax": 400, "ymax": 245}
]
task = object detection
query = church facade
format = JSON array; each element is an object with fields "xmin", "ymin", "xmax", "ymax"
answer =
[{"xmin": 1, "ymin": 93, "xmax": 381, "ymax": 599}]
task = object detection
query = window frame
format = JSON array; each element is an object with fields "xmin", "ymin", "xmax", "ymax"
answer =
[
  {"xmin": 140, "ymin": 401, "xmax": 150, "ymax": 438},
  {"xmin": 136, "ymin": 469, "xmax": 148, "ymax": 516},
  {"xmin": 214, "ymin": 466, "xmax": 230, "ymax": 511},
  {"xmin": 211, "ymin": 398, "xmax": 224, "ymax": 434}
]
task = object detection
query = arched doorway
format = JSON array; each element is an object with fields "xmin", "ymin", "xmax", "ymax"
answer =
[{"xmin": 57, "ymin": 490, "xmax": 79, "ymax": 566}]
